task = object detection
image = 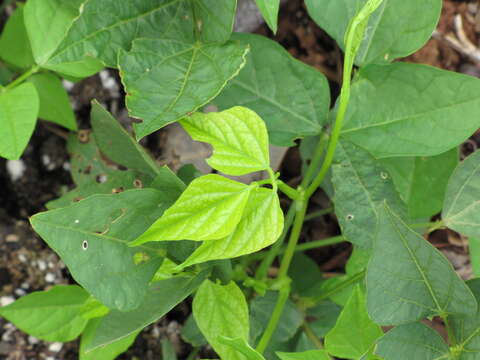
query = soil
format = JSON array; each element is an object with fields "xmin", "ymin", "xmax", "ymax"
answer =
[{"xmin": 1, "ymin": 0, "xmax": 479, "ymax": 359}]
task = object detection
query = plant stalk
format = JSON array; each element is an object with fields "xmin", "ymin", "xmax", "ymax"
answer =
[{"xmin": 5, "ymin": 65, "xmax": 40, "ymax": 91}]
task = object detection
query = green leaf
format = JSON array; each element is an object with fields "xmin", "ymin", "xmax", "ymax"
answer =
[
  {"xmin": 213, "ymin": 33, "xmax": 330, "ymax": 146},
  {"xmin": 181, "ymin": 107, "xmax": 270, "ymax": 175},
  {"xmin": 366, "ymin": 202, "xmax": 477, "ymax": 325},
  {"xmin": 179, "ymin": 187, "xmax": 283, "ymax": 267},
  {"xmin": 289, "ymin": 253, "xmax": 322, "ymax": 296},
  {"xmin": 254, "ymin": 0, "xmax": 280, "ymax": 33},
  {"xmin": 305, "ymin": 0, "xmax": 441, "ymax": 66},
  {"xmin": 90, "ymin": 101, "xmax": 159, "ymax": 178},
  {"xmin": 0, "ymin": 5, "xmax": 34, "ymax": 69},
  {"xmin": 0, "ymin": 82, "xmax": 40, "ymax": 160},
  {"xmin": 161, "ymin": 338, "xmax": 178, "ymax": 360},
  {"xmin": 379, "ymin": 148, "xmax": 459, "ymax": 218},
  {"xmin": 23, "ymin": 0, "xmax": 83, "ymax": 65},
  {"xmin": 341, "ymin": 63, "xmax": 480, "ymax": 158},
  {"xmin": 0, "ymin": 285, "xmax": 89, "ymax": 342},
  {"xmin": 451, "ymin": 279, "xmax": 480, "ymax": 360},
  {"xmin": 375, "ymin": 322, "xmax": 449, "ymax": 360},
  {"xmin": 79, "ymin": 318, "xmax": 138, "ymax": 360},
  {"xmin": 131, "ymin": 174, "xmax": 254, "ymax": 244},
  {"xmin": 181, "ymin": 314, "xmax": 207, "ymax": 347},
  {"xmin": 86, "ymin": 273, "xmax": 207, "ymax": 351},
  {"xmin": 218, "ymin": 336, "xmax": 265, "ymax": 360},
  {"xmin": 31, "ymin": 189, "xmax": 172, "ymax": 311},
  {"xmin": 325, "ymin": 286, "xmax": 382, "ymax": 359},
  {"xmin": 28, "ymin": 72, "xmax": 77, "ymax": 130},
  {"xmin": 442, "ymin": 150, "xmax": 480, "ymax": 238},
  {"xmin": 193, "ymin": 280, "xmax": 249, "ymax": 360},
  {"xmin": 332, "ymin": 141, "xmax": 406, "ymax": 249},
  {"xmin": 46, "ymin": 0, "xmax": 237, "ymax": 68},
  {"xmin": 276, "ymin": 350, "xmax": 331, "ymax": 360},
  {"xmin": 0, "ymin": 62, "xmax": 14, "ymax": 85},
  {"xmin": 306, "ymin": 301, "xmax": 342, "ymax": 338},
  {"xmin": 79, "ymin": 297, "xmax": 109, "ymax": 320},
  {"xmin": 120, "ymin": 39, "xmax": 248, "ymax": 139},
  {"xmin": 470, "ymin": 238, "xmax": 480, "ymax": 278}
]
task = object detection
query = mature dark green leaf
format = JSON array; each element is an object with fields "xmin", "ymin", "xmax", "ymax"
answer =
[
  {"xmin": 470, "ymin": 238, "xmax": 480, "ymax": 278},
  {"xmin": 161, "ymin": 338, "xmax": 178, "ymax": 360},
  {"xmin": 181, "ymin": 107, "xmax": 270, "ymax": 175},
  {"xmin": 254, "ymin": 0, "xmax": 280, "ymax": 33},
  {"xmin": 90, "ymin": 101, "xmax": 159, "ymax": 178},
  {"xmin": 132, "ymin": 175, "xmax": 254, "ymax": 244},
  {"xmin": 276, "ymin": 350, "xmax": 330, "ymax": 360},
  {"xmin": 0, "ymin": 5, "xmax": 34, "ymax": 69},
  {"xmin": 28, "ymin": 73, "xmax": 77, "ymax": 130},
  {"xmin": 179, "ymin": 187, "xmax": 283, "ymax": 267},
  {"xmin": 181, "ymin": 314, "xmax": 207, "ymax": 347},
  {"xmin": 380, "ymin": 148, "xmax": 458, "ymax": 218},
  {"xmin": 86, "ymin": 273, "xmax": 207, "ymax": 351},
  {"xmin": 341, "ymin": 63, "xmax": 480, "ymax": 158},
  {"xmin": 451, "ymin": 279, "xmax": 480, "ymax": 360},
  {"xmin": 193, "ymin": 280, "xmax": 250, "ymax": 360},
  {"xmin": 0, "ymin": 82, "xmax": 40, "ymax": 160},
  {"xmin": 307, "ymin": 301, "xmax": 342, "ymax": 338},
  {"xmin": 443, "ymin": 150, "xmax": 480, "ymax": 238},
  {"xmin": 219, "ymin": 337, "xmax": 265, "ymax": 360},
  {"xmin": 332, "ymin": 141, "xmax": 406, "ymax": 249},
  {"xmin": 213, "ymin": 33, "xmax": 330, "ymax": 146},
  {"xmin": 31, "ymin": 190, "xmax": 172, "ymax": 311},
  {"xmin": 79, "ymin": 318, "xmax": 138, "ymax": 360},
  {"xmin": 0, "ymin": 285, "xmax": 89, "ymax": 342},
  {"xmin": 289, "ymin": 253, "xmax": 322, "ymax": 296},
  {"xmin": 366, "ymin": 203, "xmax": 477, "ymax": 325},
  {"xmin": 0, "ymin": 62, "xmax": 14, "ymax": 85},
  {"xmin": 376, "ymin": 322, "xmax": 449, "ymax": 360},
  {"xmin": 120, "ymin": 39, "xmax": 248, "ymax": 139},
  {"xmin": 325, "ymin": 286, "xmax": 382, "ymax": 359},
  {"xmin": 46, "ymin": 0, "xmax": 236, "ymax": 68},
  {"xmin": 305, "ymin": 0, "xmax": 441, "ymax": 66}
]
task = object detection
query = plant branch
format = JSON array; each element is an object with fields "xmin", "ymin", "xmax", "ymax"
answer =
[
  {"xmin": 5, "ymin": 65, "xmax": 40, "ymax": 91},
  {"xmin": 305, "ymin": 207, "xmax": 334, "ymax": 221}
]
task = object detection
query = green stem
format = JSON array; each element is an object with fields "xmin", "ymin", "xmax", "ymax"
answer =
[
  {"xmin": 277, "ymin": 180, "xmax": 301, "ymax": 200},
  {"xmin": 443, "ymin": 314, "xmax": 457, "ymax": 346},
  {"xmin": 305, "ymin": 207, "xmax": 334, "ymax": 221},
  {"xmin": 308, "ymin": 270, "xmax": 366, "ymax": 306},
  {"xmin": 302, "ymin": 322, "xmax": 329, "ymax": 354},
  {"xmin": 409, "ymin": 220, "xmax": 445, "ymax": 233},
  {"xmin": 293, "ymin": 236, "xmax": 345, "ymax": 252},
  {"xmin": 301, "ymin": 132, "xmax": 329, "ymax": 188},
  {"xmin": 5, "ymin": 65, "xmax": 40, "ymax": 91},
  {"xmin": 267, "ymin": 168, "xmax": 278, "ymax": 192},
  {"xmin": 256, "ymin": 284, "xmax": 290, "ymax": 354},
  {"xmin": 186, "ymin": 347, "xmax": 200, "ymax": 360}
]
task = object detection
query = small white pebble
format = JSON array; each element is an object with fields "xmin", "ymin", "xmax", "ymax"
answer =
[
  {"xmin": 6, "ymin": 160, "xmax": 26, "ymax": 182},
  {"xmin": 46, "ymin": 357, "xmax": 55, "ymax": 360},
  {"xmin": 0, "ymin": 296, "xmax": 15, "ymax": 307},
  {"xmin": 37, "ymin": 260, "xmax": 47, "ymax": 271},
  {"xmin": 28, "ymin": 335, "xmax": 39, "ymax": 345},
  {"xmin": 48, "ymin": 261, "xmax": 55, "ymax": 269},
  {"xmin": 48, "ymin": 342, "xmax": 63, "ymax": 352},
  {"xmin": 42, "ymin": 154, "xmax": 51, "ymax": 166},
  {"xmin": 14, "ymin": 288, "xmax": 26, "ymax": 296},
  {"xmin": 45, "ymin": 273, "xmax": 55, "ymax": 283},
  {"xmin": 63, "ymin": 162, "xmax": 71, "ymax": 171},
  {"xmin": 21, "ymin": 282, "xmax": 30, "ymax": 289},
  {"xmin": 62, "ymin": 80, "xmax": 75, "ymax": 91},
  {"xmin": 18, "ymin": 253, "xmax": 27, "ymax": 263}
]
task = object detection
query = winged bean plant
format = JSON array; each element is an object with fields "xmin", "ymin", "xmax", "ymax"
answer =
[{"xmin": 2, "ymin": 0, "xmax": 480, "ymax": 359}]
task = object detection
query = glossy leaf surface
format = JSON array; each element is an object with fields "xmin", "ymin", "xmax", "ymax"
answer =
[
  {"xmin": 366, "ymin": 203, "xmax": 477, "ymax": 325},
  {"xmin": 0, "ymin": 285, "xmax": 89, "ymax": 342},
  {"xmin": 254, "ymin": 0, "xmax": 280, "ymax": 33},
  {"xmin": 181, "ymin": 107, "xmax": 270, "ymax": 176},
  {"xmin": 120, "ymin": 39, "xmax": 248, "ymax": 139},
  {"xmin": 31, "ymin": 190, "xmax": 171, "ymax": 311},
  {"xmin": 193, "ymin": 280, "xmax": 249, "ymax": 360},
  {"xmin": 341, "ymin": 63, "xmax": 480, "ymax": 158},
  {"xmin": 214, "ymin": 33, "xmax": 330, "ymax": 146}
]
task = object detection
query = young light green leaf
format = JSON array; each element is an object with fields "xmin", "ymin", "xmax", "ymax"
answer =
[
  {"xmin": 276, "ymin": 350, "xmax": 331, "ymax": 360},
  {"xmin": 0, "ymin": 285, "xmax": 89, "ymax": 342},
  {"xmin": 179, "ymin": 187, "xmax": 283, "ymax": 267},
  {"xmin": 131, "ymin": 174, "xmax": 254, "ymax": 244},
  {"xmin": 31, "ymin": 189, "xmax": 171, "ymax": 311},
  {"xmin": 451, "ymin": 279, "xmax": 480, "ymax": 360},
  {"xmin": 254, "ymin": 0, "xmax": 280, "ymax": 33},
  {"xmin": 120, "ymin": 39, "xmax": 248, "ymax": 139},
  {"xmin": 332, "ymin": 141, "xmax": 406, "ymax": 249},
  {"xmin": 28, "ymin": 73, "xmax": 77, "ymax": 130},
  {"xmin": 86, "ymin": 273, "xmax": 207, "ymax": 351},
  {"xmin": 218, "ymin": 336, "xmax": 265, "ymax": 360},
  {"xmin": 341, "ymin": 63, "xmax": 480, "ymax": 158},
  {"xmin": 325, "ymin": 286, "xmax": 382, "ymax": 359},
  {"xmin": 90, "ymin": 101, "xmax": 159, "ymax": 178},
  {"xmin": 379, "ymin": 148, "xmax": 459, "ymax": 219},
  {"xmin": 442, "ymin": 150, "xmax": 480, "ymax": 238},
  {"xmin": 193, "ymin": 280, "xmax": 249, "ymax": 360},
  {"xmin": 23, "ymin": 0, "xmax": 84, "ymax": 65},
  {"xmin": 0, "ymin": 82, "xmax": 40, "ymax": 160},
  {"xmin": 375, "ymin": 322, "xmax": 449, "ymax": 360},
  {"xmin": 366, "ymin": 203, "xmax": 477, "ymax": 325},
  {"xmin": 213, "ymin": 33, "xmax": 330, "ymax": 146},
  {"xmin": 0, "ymin": 5, "xmax": 35, "ymax": 69},
  {"xmin": 79, "ymin": 318, "xmax": 138, "ymax": 360},
  {"xmin": 181, "ymin": 107, "xmax": 270, "ymax": 176},
  {"xmin": 305, "ymin": 0, "xmax": 441, "ymax": 66},
  {"xmin": 79, "ymin": 297, "xmax": 109, "ymax": 320}
]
